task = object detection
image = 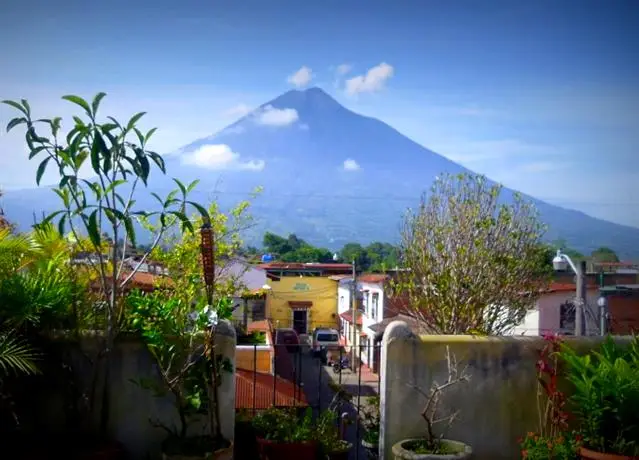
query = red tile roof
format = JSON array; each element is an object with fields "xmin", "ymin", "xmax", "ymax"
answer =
[
  {"xmin": 247, "ymin": 320, "xmax": 271, "ymax": 333},
  {"xmin": 258, "ymin": 262, "xmax": 353, "ymax": 271},
  {"xmin": 547, "ymin": 282, "xmax": 599, "ymax": 293},
  {"xmin": 358, "ymin": 274, "xmax": 390, "ymax": 283},
  {"xmin": 235, "ymin": 368, "xmax": 308, "ymax": 410},
  {"xmin": 340, "ymin": 311, "xmax": 363, "ymax": 325}
]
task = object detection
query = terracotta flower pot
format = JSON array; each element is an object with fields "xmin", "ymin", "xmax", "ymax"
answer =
[
  {"xmin": 256, "ymin": 437, "xmax": 318, "ymax": 460},
  {"xmin": 392, "ymin": 438, "xmax": 472, "ymax": 460},
  {"xmin": 326, "ymin": 441, "xmax": 353, "ymax": 460},
  {"xmin": 162, "ymin": 440, "xmax": 233, "ymax": 460},
  {"xmin": 579, "ymin": 446, "xmax": 638, "ymax": 460}
]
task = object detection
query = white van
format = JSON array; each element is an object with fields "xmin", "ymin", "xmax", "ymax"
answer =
[{"xmin": 311, "ymin": 328, "xmax": 340, "ymax": 357}]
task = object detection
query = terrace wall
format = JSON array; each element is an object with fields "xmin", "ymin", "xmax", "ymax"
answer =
[
  {"xmin": 30, "ymin": 321, "xmax": 236, "ymax": 460},
  {"xmin": 379, "ymin": 322, "xmax": 633, "ymax": 460}
]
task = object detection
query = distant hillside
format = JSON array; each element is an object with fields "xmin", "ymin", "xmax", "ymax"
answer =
[{"xmin": 3, "ymin": 87, "xmax": 639, "ymax": 259}]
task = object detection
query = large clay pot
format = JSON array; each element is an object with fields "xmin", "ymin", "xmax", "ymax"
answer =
[
  {"xmin": 392, "ymin": 438, "xmax": 472, "ymax": 460},
  {"xmin": 161, "ymin": 442, "xmax": 233, "ymax": 460},
  {"xmin": 579, "ymin": 446, "xmax": 638, "ymax": 460},
  {"xmin": 256, "ymin": 437, "xmax": 318, "ymax": 460},
  {"xmin": 326, "ymin": 441, "xmax": 353, "ymax": 460},
  {"xmin": 362, "ymin": 439, "xmax": 379, "ymax": 459},
  {"xmin": 76, "ymin": 440, "xmax": 126, "ymax": 460},
  {"xmin": 161, "ymin": 440, "xmax": 233, "ymax": 460}
]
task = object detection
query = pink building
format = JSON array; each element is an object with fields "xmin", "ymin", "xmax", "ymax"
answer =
[{"xmin": 511, "ymin": 282, "xmax": 601, "ymax": 336}]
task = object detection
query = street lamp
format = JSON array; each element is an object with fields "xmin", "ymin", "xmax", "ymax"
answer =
[
  {"xmin": 552, "ymin": 250, "xmax": 586, "ymax": 336},
  {"xmin": 597, "ymin": 295, "xmax": 607, "ymax": 336}
]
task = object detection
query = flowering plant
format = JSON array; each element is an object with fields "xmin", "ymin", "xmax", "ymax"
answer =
[
  {"xmin": 520, "ymin": 432, "xmax": 581, "ymax": 460},
  {"xmin": 519, "ymin": 334, "xmax": 580, "ymax": 459}
]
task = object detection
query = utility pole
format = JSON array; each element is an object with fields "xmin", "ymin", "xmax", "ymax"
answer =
[
  {"xmin": 351, "ymin": 259, "xmax": 357, "ymax": 370},
  {"xmin": 575, "ymin": 260, "xmax": 587, "ymax": 336}
]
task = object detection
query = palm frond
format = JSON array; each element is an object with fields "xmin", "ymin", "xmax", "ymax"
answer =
[{"xmin": 0, "ymin": 331, "xmax": 40, "ymax": 377}]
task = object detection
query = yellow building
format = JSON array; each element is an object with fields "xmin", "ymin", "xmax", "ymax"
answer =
[{"xmin": 259, "ymin": 262, "xmax": 353, "ymax": 335}]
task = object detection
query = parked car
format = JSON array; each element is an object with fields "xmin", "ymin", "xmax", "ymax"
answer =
[
  {"xmin": 311, "ymin": 328, "xmax": 340, "ymax": 360},
  {"xmin": 275, "ymin": 328, "xmax": 300, "ymax": 353}
]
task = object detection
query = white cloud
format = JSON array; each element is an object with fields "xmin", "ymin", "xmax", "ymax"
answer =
[
  {"xmin": 225, "ymin": 104, "xmax": 252, "ymax": 118},
  {"xmin": 254, "ymin": 105, "xmax": 299, "ymax": 126},
  {"xmin": 182, "ymin": 144, "xmax": 265, "ymax": 171},
  {"xmin": 287, "ymin": 66, "xmax": 313, "ymax": 88},
  {"xmin": 343, "ymin": 159, "xmax": 360, "ymax": 171},
  {"xmin": 336, "ymin": 64, "xmax": 352, "ymax": 76},
  {"xmin": 345, "ymin": 62, "xmax": 394, "ymax": 95}
]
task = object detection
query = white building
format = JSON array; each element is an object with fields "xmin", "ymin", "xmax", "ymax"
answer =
[{"xmin": 334, "ymin": 274, "xmax": 397, "ymax": 373}]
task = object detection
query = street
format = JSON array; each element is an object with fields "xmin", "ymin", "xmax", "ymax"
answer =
[{"xmin": 286, "ymin": 346, "xmax": 379, "ymax": 460}]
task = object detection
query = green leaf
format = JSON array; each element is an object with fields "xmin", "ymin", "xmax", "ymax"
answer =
[
  {"xmin": 42, "ymin": 210, "xmax": 66, "ymax": 225},
  {"xmin": 126, "ymin": 112, "xmax": 146, "ymax": 131},
  {"xmin": 145, "ymin": 127, "xmax": 157, "ymax": 144},
  {"xmin": 187, "ymin": 179, "xmax": 200, "ymax": 194},
  {"xmin": 187, "ymin": 201, "xmax": 210, "ymax": 221},
  {"xmin": 138, "ymin": 156, "xmax": 150, "ymax": 184},
  {"xmin": 151, "ymin": 193, "xmax": 164, "ymax": 206},
  {"xmin": 124, "ymin": 217, "xmax": 137, "ymax": 247},
  {"xmin": 148, "ymin": 151, "xmax": 166, "ymax": 174},
  {"xmin": 51, "ymin": 117, "xmax": 62, "ymax": 137},
  {"xmin": 168, "ymin": 211, "xmax": 193, "ymax": 233},
  {"xmin": 132, "ymin": 127, "xmax": 145, "ymax": 147},
  {"xmin": 52, "ymin": 188, "xmax": 71, "ymax": 208},
  {"xmin": 91, "ymin": 92, "xmax": 107, "ymax": 116},
  {"xmin": 2, "ymin": 100, "xmax": 28, "ymax": 116},
  {"xmin": 72, "ymin": 116, "xmax": 86, "ymax": 127},
  {"xmin": 28, "ymin": 145, "xmax": 47, "ymax": 160},
  {"xmin": 104, "ymin": 179, "xmax": 127, "ymax": 195},
  {"xmin": 62, "ymin": 95, "xmax": 93, "ymax": 118},
  {"xmin": 36, "ymin": 157, "xmax": 51, "ymax": 185},
  {"xmin": 6, "ymin": 117, "xmax": 26, "ymax": 132},
  {"xmin": 57, "ymin": 214, "xmax": 67, "ymax": 236},
  {"xmin": 173, "ymin": 178, "xmax": 187, "ymax": 196},
  {"xmin": 90, "ymin": 132, "xmax": 109, "ymax": 174},
  {"xmin": 87, "ymin": 210, "xmax": 101, "ymax": 247},
  {"xmin": 20, "ymin": 99, "xmax": 31, "ymax": 117},
  {"xmin": 75, "ymin": 149, "xmax": 89, "ymax": 169}
]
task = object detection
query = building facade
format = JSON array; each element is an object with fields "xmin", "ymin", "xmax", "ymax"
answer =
[
  {"xmin": 260, "ymin": 262, "xmax": 352, "ymax": 336},
  {"xmin": 336, "ymin": 274, "xmax": 394, "ymax": 373}
]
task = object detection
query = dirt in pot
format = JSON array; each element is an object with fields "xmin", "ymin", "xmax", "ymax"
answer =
[{"xmin": 403, "ymin": 439, "xmax": 457, "ymax": 455}]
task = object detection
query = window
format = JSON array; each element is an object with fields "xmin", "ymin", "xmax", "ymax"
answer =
[
  {"xmin": 372, "ymin": 293, "xmax": 379, "ymax": 320},
  {"xmin": 339, "ymin": 295, "xmax": 344, "ymax": 309},
  {"xmin": 317, "ymin": 333, "xmax": 339, "ymax": 342},
  {"xmin": 363, "ymin": 290, "xmax": 370, "ymax": 315}
]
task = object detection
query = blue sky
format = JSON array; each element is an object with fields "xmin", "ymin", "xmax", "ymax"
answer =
[{"xmin": 1, "ymin": 0, "xmax": 638, "ymax": 226}]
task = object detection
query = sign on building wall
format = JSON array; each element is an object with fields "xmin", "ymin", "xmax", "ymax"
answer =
[{"xmin": 292, "ymin": 282, "xmax": 311, "ymax": 292}]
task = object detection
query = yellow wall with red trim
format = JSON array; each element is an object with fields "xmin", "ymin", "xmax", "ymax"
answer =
[{"xmin": 265, "ymin": 276, "xmax": 339, "ymax": 333}]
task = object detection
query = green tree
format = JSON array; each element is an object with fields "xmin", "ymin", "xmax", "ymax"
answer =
[
  {"xmin": 395, "ymin": 173, "xmax": 551, "ymax": 335},
  {"xmin": 3, "ymin": 93, "xmax": 207, "ymax": 439},
  {"xmin": 590, "ymin": 246, "xmax": 619, "ymax": 264},
  {"xmin": 340, "ymin": 242, "xmax": 370, "ymax": 268}
]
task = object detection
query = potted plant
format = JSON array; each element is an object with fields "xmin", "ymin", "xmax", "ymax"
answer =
[
  {"xmin": 392, "ymin": 346, "xmax": 473, "ymax": 459},
  {"xmin": 559, "ymin": 336, "xmax": 639, "ymax": 460},
  {"xmin": 128, "ymin": 290, "xmax": 234, "ymax": 460},
  {"xmin": 360, "ymin": 394, "xmax": 380, "ymax": 457},
  {"xmin": 517, "ymin": 334, "xmax": 580, "ymax": 460},
  {"xmin": 251, "ymin": 407, "xmax": 317, "ymax": 459},
  {"xmin": 316, "ymin": 409, "xmax": 352, "ymax": 460}
]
